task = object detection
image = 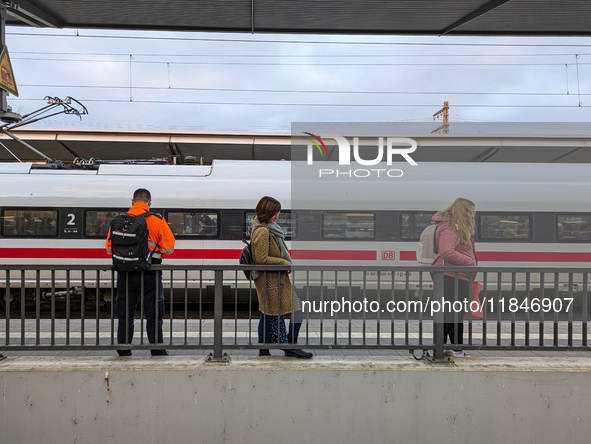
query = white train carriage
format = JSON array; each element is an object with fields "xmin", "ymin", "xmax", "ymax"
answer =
[{"xmin": 0, "ymin": 160, "xmax": 590, "ymax": 308}]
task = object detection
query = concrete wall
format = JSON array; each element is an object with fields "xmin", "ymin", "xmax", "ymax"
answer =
[{"xmin": 1, "ymin": 356, "xmax": 590, "ymax": 444}]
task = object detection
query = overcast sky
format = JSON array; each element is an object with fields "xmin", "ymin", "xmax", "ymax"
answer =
[{"xmin": 5, "ymin": 27, "xmax": 591, "ymax": 133}]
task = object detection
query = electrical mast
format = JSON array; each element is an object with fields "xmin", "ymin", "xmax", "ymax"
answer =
[{"xmin": 432, "ymin": 101, "xmax": 449, "ymax": 134}]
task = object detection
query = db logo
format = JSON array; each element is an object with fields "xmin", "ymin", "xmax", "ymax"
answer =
[{"xmin": 381, "ymin": 251, "xmax": 396, "ymax": 260}]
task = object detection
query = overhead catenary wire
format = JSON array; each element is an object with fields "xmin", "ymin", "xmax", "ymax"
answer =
[
  {"xmin": 10, "ymin": 98, "xmax": 591, "ymax": 108},
  {"xmin": 11, "ymin": 51, "xmax": 591, "ymax": 58},
  {"xmin": 36, "ymin": 119, "xmax": 591, "ymax": 126},
  {"xmin": 6, "ymin": 32, "xmax": 590, "ymax": 124},
  {"xmin": 10, "ymin": 56, "xmax": 591, "ymax": 66},
  {"xmin": 129, "ymin": 55, "xmax": 133, "ymax": 102},
  {"xmin": 575, "ymin": 54, "xmax": 582, "ymax": 106},
  {"xmin": 16, "ymin": 83, "xmax": 591, "ymax": 96}
]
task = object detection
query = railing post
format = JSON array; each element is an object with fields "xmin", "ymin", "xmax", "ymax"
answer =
[
  {"xmin": 431, "ymin": 271, "xmax": 448, "ymax": 362},
  {"xmin": 206, "ymin": 269, "xmax": 230, "ymax": 363}
]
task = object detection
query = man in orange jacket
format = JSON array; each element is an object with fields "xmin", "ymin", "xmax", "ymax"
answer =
[{"xmin": 106, "ymin": 188, "xmax": 176, "ymax": 356}]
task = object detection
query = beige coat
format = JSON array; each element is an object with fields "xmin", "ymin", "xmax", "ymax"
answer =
[{"xmin": 251, "ymin": 220, "xmax": 301, "ymax": 316}]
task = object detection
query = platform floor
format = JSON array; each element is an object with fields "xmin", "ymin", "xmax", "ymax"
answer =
[{"xmin": 2, "ymin": 318, "xmax": 591, "ymax": 358}]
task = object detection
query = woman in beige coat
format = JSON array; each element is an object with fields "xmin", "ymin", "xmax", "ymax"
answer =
[{"xmin": 252, "ymin": 196, "xmax": 312, "ymax": 359}]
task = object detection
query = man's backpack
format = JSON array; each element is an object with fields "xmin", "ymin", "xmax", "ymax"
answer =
[
  {"xmin": 108, "ymin": 211, "xmax": 161, "ymax": 272},
  {"xmin": 416, "ymin": 223, "xmax": 442, "ymax": 265},
  {"xmin": 239, "ymin": 226, "xmax": 268, "ymax": 280}
]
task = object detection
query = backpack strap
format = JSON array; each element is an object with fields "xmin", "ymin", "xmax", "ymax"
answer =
[
  {"xmin": 139, "ymin": 211, "xmax": 164, "ymax": 257},
  {"xmin": 139, "ymin": 211, "xmax": 163, "ymax": 220}
]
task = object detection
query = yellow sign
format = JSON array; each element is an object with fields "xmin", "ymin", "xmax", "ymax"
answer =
[{"xmin": 0, "ymin": 46, "xmax": 18, "ymax": 97}]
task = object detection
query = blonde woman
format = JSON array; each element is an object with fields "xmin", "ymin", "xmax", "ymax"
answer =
[
  {"xmin": 432, "ymin": 198, "xmax": 477, "ymax": 358},
  {"xmin": 251, "ymin": 196, "xmax": 312, "ymax": 359}
]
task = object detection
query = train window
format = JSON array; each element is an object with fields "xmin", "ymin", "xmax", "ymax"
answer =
[
  {"xmin": 84, "ymin": 210, "xmax": 124, "ymax": 238},
  {"xmin": 557, "ymin": 215, "xmax": 591, "ymax": 242},
  {"xmin": 322, "ymin": 212, "xmax": 375, "ymax": 240},
  {"xmin": 1, "ymin": 209, "xmax": 58, "ymax": 238},
  {"xmin": 400, "ymin": 212, "xmax": 436, "ymax": 241},
  {"xmin": 166, "ymin": 211, "xmax": 220, "ymax": 239},
  {"xmin": 478, "ymin": 213, "xmax": 532, "ymax": 242},
  {"xmin": 244, "ymin": 211, "xmax": 296, "ymax": 239}
]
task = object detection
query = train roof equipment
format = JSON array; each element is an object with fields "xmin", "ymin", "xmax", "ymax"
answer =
[{"xmin": 1, "ymin": 127, "xmax": 591, "ymax": 165}]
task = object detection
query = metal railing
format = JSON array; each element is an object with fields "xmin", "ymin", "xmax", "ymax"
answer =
[{"xmin": 1, "ymin": 264, "xmax": 590, "ymax": 362}]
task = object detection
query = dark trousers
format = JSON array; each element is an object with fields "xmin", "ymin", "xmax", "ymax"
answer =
[
  {"xmin": 116, "ymin": 271, "xmax": 164, "ymax": 346},
  {"xmin": 443, "ymin": 275, "xmax": 469, "ymax": 350},
  {"xmin": 258, "ymin": 314, "xmax": 302, "ymax": 345}
]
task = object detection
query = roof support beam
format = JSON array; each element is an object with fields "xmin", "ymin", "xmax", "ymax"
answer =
[
  {"xmin": 5, "ymin": 0, "xmax": 61, "ymax": 28},
  {"xmin": 58, "ymin": 140, "xmax": 79, "ymax": 159},
  {"xmin": 1, "ymin": 128, "xmax": 52, "ymax": 161},
  {"xmin": 473, "ymin": 146, "xmax": 502, "ymax": 162},
  {"xmin": 549, "ymin": 147, "xmax": 584, "ymax": 163},
  {"xmin": 166, "ymin": 142, "xmax": 183, "ymax": 164},
  {"xmin": 440, "ymin": 0, "xmax": 512, "ymax": 35}
]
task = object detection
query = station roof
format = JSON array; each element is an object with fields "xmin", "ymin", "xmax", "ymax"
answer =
[
  {"xmin": 4, "ymin": 0, "xmax": 591, "ymax": 36},
  {"xmin": 1, "ymin": 127, "xmax": 590, "ymax": 164}
]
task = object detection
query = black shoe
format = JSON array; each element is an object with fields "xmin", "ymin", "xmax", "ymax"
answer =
[
  {"xmin": 259, "ymin": 349, "xmax": 271, "ymax": 356},
  {"xmin": 117, "ymin": 350, "xmax": 132, "ymax": 356},
  {"xmin": 283, "ymin": 349, "xmax": 313, "ymax": 359},
  {"xmin": 151, "ymin": 350, "xmax": 169, "ymax": 356}
]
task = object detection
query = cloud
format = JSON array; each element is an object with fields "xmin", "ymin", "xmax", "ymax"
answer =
[{"xmin": 6, "ymin": 28, "xmax": 591, "ymax": 131}]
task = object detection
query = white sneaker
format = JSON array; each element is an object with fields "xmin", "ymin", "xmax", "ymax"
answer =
[{"xmin": 452, "ymin": 351, "xmax": 465, "ymax": 357}]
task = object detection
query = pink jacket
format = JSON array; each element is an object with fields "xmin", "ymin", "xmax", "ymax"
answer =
[{"xmin": 432, "ymin": 212, "xmax": 477, "ymax": 281}]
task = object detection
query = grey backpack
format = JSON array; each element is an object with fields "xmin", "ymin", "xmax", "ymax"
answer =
[
  {"xmin": 417, "ymin": 222, "xmax": 459, "ymax": 264},
  {"xmin": 416, "ymin": 223, "xmax": 442, "ymax": 265}
]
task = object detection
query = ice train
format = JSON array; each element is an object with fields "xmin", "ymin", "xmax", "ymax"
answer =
[{"xmin": 0, "ymin": 160, "xmax": 589, "ymax": 308}]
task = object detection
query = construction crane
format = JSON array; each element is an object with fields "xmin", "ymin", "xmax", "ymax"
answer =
[{"xmin": 432, "ymin": 101, "xmax": 449, "ymax": 134}]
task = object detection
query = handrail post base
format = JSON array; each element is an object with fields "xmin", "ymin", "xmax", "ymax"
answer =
[{"xmin": 205, "ymin": 352, "xmax": 231, "ymax": 364}]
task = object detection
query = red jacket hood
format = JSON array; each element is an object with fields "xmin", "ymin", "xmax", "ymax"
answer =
[{"xmin": 432, "ymin": 212, "xmax": 446, "ymax": 223}]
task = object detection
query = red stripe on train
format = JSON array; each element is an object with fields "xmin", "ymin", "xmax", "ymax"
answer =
[
  {"xmin": 0, "ymin": 248, "xmax": 241, "ymax": 260},
  {"xmin": 169, "ymin": 249, "xmax": 238, "ymax": 260},
  {"xmin": 0, "ymin": 248, "xmax": 377, "ymax": 261},
  {"xmin": 0, "ymin": 248, "xmax": 112, "ymax": 259},
  {"xmin": 399, "ymin": 251, "xmax": 591, "ymax": 262},
  {"xmin": 2, "ymin": 249, "xmax": 591, "ymax": 262},
  {"xmin": 290, "ymin": 250, "xmax": 377, "ymax": 261},
  {"xmin": 171, "ymin": 250, "xmax": 375, "ymax": 261}
]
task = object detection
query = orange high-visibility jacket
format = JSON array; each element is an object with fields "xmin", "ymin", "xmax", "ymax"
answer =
[{"xmin": 105, "ymin": 201, "xmax": 175, "ymax": 259}]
